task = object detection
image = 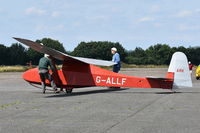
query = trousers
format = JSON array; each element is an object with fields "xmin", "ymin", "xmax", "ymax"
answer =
[
  {"xmin": 113, "ymin": 66, "xmax": 120, "ymax": 73},
  {"xmin": 39, "ymin": 72, "xmax": 57, "ymax": 90}
]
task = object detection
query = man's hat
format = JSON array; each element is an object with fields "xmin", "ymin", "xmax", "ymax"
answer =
[
  {"xmin": 44, "ymin": 54, "xmax": 49, "ymax": 57},
  {"xmin": 111, "ymin": 47, "xmax": 117, "ymax": 52}
]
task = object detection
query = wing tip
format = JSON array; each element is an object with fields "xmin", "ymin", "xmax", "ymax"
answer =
[{"xmin": 13, "ymin": 37, "xmax": 21, "ymax": 41}]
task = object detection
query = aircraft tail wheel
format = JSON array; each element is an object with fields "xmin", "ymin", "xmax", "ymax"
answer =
[
  {"xmin": 196, "ymin": 77, "xmax": 199, "ymax": 80},
  {"xmin": 66, "ymin": 89, "xmax": 73, "ymax": 94}
]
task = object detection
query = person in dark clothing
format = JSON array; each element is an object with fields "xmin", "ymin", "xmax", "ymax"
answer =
[{"xmin": 38, "ymin": 54, "xmax": 58, "ymax": 93}]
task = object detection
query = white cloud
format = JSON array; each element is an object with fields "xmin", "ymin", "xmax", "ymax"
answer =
[
  {"xmin": 138, "ymin": 17, "xmax": 154, "ymax": 22},
  {"xmin": 150, "ymin": 5, "xmax": 160, "ymax": 13},
  {"xmin": 35, "ymin": 24, "xmax": 64, "ymax": 31},
  {"xmin": 51, "ymin": 11, "xmax": 61, "ymax": 17},
  {"xmin": 174, "ymin": 10, "xmax": 192, "ymax": 18},
  {"xmin": 25, "ymin": 7, "xmax": 46, "ymax": 16}
]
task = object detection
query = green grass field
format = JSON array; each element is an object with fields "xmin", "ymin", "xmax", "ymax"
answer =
[
  {"xmin": 99, "ymin": 64, "xmax": 168, "ymax": 70},
  {"xmin": 0, "ymin": 66, "xmax": 29, "ymax": 72},
  {"xmin": 121, "ymin": 63, "xmax": 168, "ymax": 68},
  {"xmin": 0, "ymin": 64, "xmax": 169, "ymax": 72}
]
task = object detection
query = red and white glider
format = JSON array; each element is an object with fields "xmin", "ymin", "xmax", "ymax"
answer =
[{"xmin": 14, "ymin": 38, "xmax": 192, "ymax": 93}]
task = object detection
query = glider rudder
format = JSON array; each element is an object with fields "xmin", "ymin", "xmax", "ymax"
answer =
[{"xmin": 167, "ymin": 52, "xmax": 192, "ymax": 89}]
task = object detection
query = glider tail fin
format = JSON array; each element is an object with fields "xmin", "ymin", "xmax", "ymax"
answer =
[{"xmin": 167, "ymin": 52, "xmax": 192, "ymax": 89}]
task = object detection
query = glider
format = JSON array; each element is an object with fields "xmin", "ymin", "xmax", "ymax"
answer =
[{"xmin": 14, "ymin": 37, "xmax": 192, "ymax": 93}]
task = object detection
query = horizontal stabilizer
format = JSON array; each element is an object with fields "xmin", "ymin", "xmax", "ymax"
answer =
[
  {"xmin": 146, "ymin": 76, "xmax": 171, "ymax": 80},
  {"xmin": 13, "ymin": 37, "xmax": 116, "ymax": 66}
]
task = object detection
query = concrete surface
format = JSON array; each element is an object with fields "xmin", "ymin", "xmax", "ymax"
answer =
[{"xmin": 0, "ymin": 68, "xmax": 200, "ymax": 133}]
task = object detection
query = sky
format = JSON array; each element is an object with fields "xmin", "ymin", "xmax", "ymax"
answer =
[{"xmin": 0, "ymin": 0, "xmax": 200, "ymax": 51}]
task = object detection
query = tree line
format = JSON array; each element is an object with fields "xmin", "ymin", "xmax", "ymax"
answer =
[
  {"xmin": 0, "ymin": 38, "xmax": 199, "ymax": 66},
  {"xmin": 0, "ymin": 38, "xmax": 66, "ymax": 65}
]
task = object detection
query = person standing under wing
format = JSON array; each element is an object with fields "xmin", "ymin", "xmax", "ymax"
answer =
[
  {"xmin": 111, "ymin": 47, "xmax": 121, "ymax": 73},
  {"xmin": 38, "ymin": 54, "xmax": 58, "ymax": 93}
]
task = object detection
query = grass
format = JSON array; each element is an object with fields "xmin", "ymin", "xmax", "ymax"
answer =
[
  {"xmin": 0, "ymin": 101, "xmax": 22, "ymax": 110},
  {"xmin": 121, "ymin": 63, "xmax": 168, "ymax": 68},
  {"xmin": 0, "ymin": 66, "xmax": 29, "ymax": 72},
  {"xmin": 0, "ymin": 64, "xmax": 169, "ymax": 72},
  {"xmin": 100, "ymin": 63, "xmax": 168, "ymax": 70}
]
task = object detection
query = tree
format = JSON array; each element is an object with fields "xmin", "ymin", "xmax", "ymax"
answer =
[
  {"xmin": 187, "ymin": 47, "xmax": 200, "ymax": 65},
  {"xmin": 27, "ymin": 38, "xmax": 67, "ymax": 65},
  {"xmin": 145, "ymin": 44, "xmax": 171, "ymax": 65},
  {"xmin": 0, "ymin": 44, "xmax": 9, "ymax": 65},
  {"xmin": 8, "ymin": 43, "xmax": 28, "ymax": 65},
  {"xmin": 36, "ymin": 38, "xmax": 66, "ymax": 53},
  {"xmin": 27, "ymin": 48, "xmax": 43, "ymax": 65},
  {"xmin": 125, "ymin": 47, "xmax": 147, "ymax": 64},
  {"xmin": 72, "ymin": 41, "xmax": 126, "ymax": 62},
  {"xmin": 1, "ymin": 38, "xmax": 200, "ymax": 66}
]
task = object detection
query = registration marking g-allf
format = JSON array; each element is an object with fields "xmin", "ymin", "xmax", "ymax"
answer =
[{"xmin": 96, "ymin": 76, "xmax": 127, "ymax": 85}]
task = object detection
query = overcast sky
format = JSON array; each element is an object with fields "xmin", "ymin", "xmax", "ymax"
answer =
[{"xmin": 0, "ymin": 0, "xmax": 200, "ymax": 51}]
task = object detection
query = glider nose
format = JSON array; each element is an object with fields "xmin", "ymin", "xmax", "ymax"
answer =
[{"xmin": 22, "ymin": 68, "xmax": 40, "ymax": 83}]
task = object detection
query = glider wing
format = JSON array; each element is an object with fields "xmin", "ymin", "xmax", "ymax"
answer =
[{"xmin": 13, "ymin": 37, "xmax": 116, "ymax": 66}]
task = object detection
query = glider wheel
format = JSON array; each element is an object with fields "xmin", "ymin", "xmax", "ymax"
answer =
[{"xmin": 66, "ymin": 89, "xmax": 73, "ymax": 94}]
